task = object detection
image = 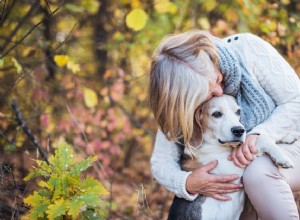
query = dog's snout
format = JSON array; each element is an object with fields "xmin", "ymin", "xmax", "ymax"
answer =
[{"xmin": 231, "ymin": 126, "xmax": 245, "ymax": 137}]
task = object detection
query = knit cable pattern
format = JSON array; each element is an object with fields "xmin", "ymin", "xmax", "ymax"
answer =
[{"xmin": 215, "ymin": 39, "xmax": 276, "ymax": 131}]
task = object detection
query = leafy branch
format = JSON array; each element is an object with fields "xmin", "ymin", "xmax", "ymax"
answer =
[
  {"xmin": 11, "ymin": 100, "xmax": 49, "ymax": 164},
  {"xmin": 23, "ymin": 142, "xmax": 109, "ymax": 219},
  {"xmin": 0, "ymin": 2, "xmax": 63, "ymax": 59}
]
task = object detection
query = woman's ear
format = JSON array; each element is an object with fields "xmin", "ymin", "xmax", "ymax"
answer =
[{"xmin": 190, "ymin": 107, "xmax": 203, "ymax": 148}]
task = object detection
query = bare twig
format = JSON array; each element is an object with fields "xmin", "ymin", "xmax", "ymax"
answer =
[
  {"xmin": 1, "ymin": 3, "xmax": 63, "ymax": 59},
  {"xmin": 0, "ymin": 0, "xmax": 39, "ymax": 53},
  {"xmin": 0, "ymin": 0, "xmax": 15, "ymax": 26},
  {"xmin": 44, "ymin": 0, "xmax": 52, "ymax": 13},
  {"xmin": 0, "ymin": 0, "xmax": 6, "ymax": 23},
  {"xmin": 66, "ymin": 104, "xmax": 107, "ymax": 179},
  {"xmin": 11, "ymin": 100, "xmax": 49, "ymax": 164},
  {"xmin": 55, "ymin": 23, "xmax": 77, "ymax": 51},
  {"xmin": 0, "ymin": 71, "xmax": 26, "ymax": 101}
]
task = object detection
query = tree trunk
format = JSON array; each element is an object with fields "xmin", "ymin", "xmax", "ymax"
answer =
[
  {"xmin": 93, "ymin": 0, "xmax": 112, "ymax": 79},
  {"xmin": 40, "ymin": 5, "xmax": 56, "ymax": 80}
]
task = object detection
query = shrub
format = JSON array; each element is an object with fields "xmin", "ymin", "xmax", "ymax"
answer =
[{"xmin": 23, "ymin": 142, "xmax": 108, "ymax": 219}]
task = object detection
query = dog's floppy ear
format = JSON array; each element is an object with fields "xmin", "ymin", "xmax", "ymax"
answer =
[{"xmin": 190, "ymin": 106, "xmax": 203, "ymax": 148}]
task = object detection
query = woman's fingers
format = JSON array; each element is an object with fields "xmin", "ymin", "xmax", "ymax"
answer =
[
  {"xmin": 247, "ymin": 135, "xmax": 259, "ymax": 154},
  {"xmin": 231, "ymin": 147, "xmax": 246, "ymax": 168},
  {"xmin": 212, "ymin": 194, "xmax": 232, "ymax": 201},
  {"xmin": 236, "ymin": 146, "xmax": 251, "ymax": 165},
  {"xmin": 199, "ymin": 160, "xmax": 218, "ymax": 172},
  {"xmin": 212, "ymin": 173, "xmax": 240, "ymax": 183},
  {"xmin": 186, "ymin": 161, "xmax": 243, "ymax": 197},
  {"xmin": 242, "ymin": 142, "xmax": 254, "ymax": 161}
]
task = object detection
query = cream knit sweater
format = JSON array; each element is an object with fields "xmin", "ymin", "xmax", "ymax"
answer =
[{"xmin": 150, "ymin": 33, "xmax": 300, "ymax": 201}]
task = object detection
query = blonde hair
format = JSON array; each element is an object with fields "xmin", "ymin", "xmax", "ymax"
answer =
[{"xmin": 149, "ymin": 30, "xmax": 219, "ymax": 151}]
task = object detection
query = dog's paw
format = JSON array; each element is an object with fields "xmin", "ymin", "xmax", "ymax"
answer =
[
  {"xmin": 279, "ymin": 131, "xmax": 300, "ymax": 144},
  {"xmin": 272, "ymin": 155, "xmax": 295, "ymax": 169}
]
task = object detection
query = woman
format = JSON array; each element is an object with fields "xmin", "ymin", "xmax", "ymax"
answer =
[{"xmin": 149, "ymin": 30, "xmax": 300, "ymax": 219}]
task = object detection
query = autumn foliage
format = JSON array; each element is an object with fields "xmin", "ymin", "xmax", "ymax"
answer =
[
  {"xmin": 23, "ymin": 142, "xmax": 108, "ymax": 219},
  {"xmin": 0, "ymin": 0, "xmax": 300, "ymax": 219}
]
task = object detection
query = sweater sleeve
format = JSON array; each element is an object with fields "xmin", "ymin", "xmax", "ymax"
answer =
[
  {"xmin": 150, "ymin": 129, "xmax": 198, "ymax": 201},
  {"xmin": 229, "ymin": 33, "xmax": 300, "ymax": 139}
]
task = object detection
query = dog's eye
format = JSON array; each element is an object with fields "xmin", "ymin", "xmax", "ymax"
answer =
[
  {"xmin": 236, "ymin": 109, "xmax": 241, "ymax": 116},
  {"xmin": 212, "ymin": 111, "xmax": 222, "ymax": 118}
]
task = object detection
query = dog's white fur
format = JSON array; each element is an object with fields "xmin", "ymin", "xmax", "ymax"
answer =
[{"xmin": 184, "ymin": 94, "xmax": 296, "ymax": 220}]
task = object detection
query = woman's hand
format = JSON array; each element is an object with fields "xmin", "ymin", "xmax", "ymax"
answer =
[
  {"xmin": 186, "ymin": 160, "xmax": 243, "ymax": 201},
  {"xmin": 228, "ymin": 134, "xmax": 259, "ymax": 168}
]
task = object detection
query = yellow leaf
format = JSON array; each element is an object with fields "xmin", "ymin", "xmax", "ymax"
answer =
[
  {"xmin": 46, "ymin": 198, "xmax": 67, "ymax": 219},
  {"xmin": 82, "ymin": 0, "xmax": 100, "ymax": 14},
  {"xmin": 38, "ymin": 181, "xmax": 49, "ymax": 188},
  {"xmin": 22, "ymin": 47, "xmax": 36, "ymax": 57},
  {"xmin": 281, "ymin": 0, "xmax": 290, "ymax": 5},
  {"xmin": 11, "ymin": 57, "xmax": 22, "ymax": 73},
  {"xmin": 198, "ymin": 17, "xmax": 210, "ymax": 30},
  {"xmin": 83, "ymin": 87, "xmax": 98, "ymax": 108},
  {"xmin": 155, "ymin": 0, "xmax": 177, "ymax": 14},
  {"xmin": 125, "ymin": 9, "xmax": 148, "ymax": 31},
  {"xmin": 67, "ymin": 61, "xmax": 80, "ymax": 73},
  {"xmin": 131, "ymin": 0, "xmax": 140, "ymax": 8},
  {"xmin": 54, "ymin": 55, "xmax": 69, "ymax": 67},
  {"xmin": 203, "ymin": 0, "xmax": 217, "ymax": 11},
  {"xmin": 132, "ymin": 128, "xmax": 144, "ymax": 136},
  {"xmin": 0, "ymin": 58, "xmax": 4, "ymax": 68}
]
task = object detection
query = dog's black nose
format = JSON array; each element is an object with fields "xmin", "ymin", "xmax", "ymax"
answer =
[{"xmin": 231, "ymin": 126, "xmax": 245, "ymax": 137}]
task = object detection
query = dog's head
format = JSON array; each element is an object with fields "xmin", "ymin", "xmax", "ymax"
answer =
[{"xmin": 196, "ymin": 94, "xmax": 246, "ymax": 147}]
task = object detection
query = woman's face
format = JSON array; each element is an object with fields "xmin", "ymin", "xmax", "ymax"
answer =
[{"xmin": 207, "ymin": 69, "xmax": 223, "ymax": 101}]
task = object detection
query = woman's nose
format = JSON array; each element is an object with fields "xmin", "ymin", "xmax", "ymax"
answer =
[{"xmin": 212, "ymin": 84, "xmax": 223, "ymax": 97}]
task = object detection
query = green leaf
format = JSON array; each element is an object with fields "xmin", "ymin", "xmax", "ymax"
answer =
[
  {"xmin": 38, "ymin": 189, "xmax": 51, "ymax": 199},
  {"xmin": 4, "ymin": 143, "xmax": 17, "ymax": 152},
  {"xmin": 69, "ymin": 156, "xmax": 97, "ymax": 176},
  {"xmin": 74, "ymin": 192, "xmax": 101, "ymax": 207},
  {"xmin": 49, "ymin": 143, "xmax": 76, "ymax": 172},
  {"xmin": 23, "ymin": 192, "xmax": 49, "ymax": 219},
  {"xmin": 37, "ymin": 160, "xmax": 53, "ymax": 174},
  {"xmin": 22, "ymin": 141, "xmax": 107, "ymax": 219},
  {"xmin": 81, "ymin": 177, "xmax": 108, "ymax": 196},
  {"xmin": 67, "ymin": 198, "xmax": 85, "ymax": 218},
  {"xmin": 65, "ymin": 3, "xmax": 84, "ymax": 13},
  {"xmin": 81, "ymin": 209, "xmax": 101, "ymax": 220},
  {"xmin": 24, "ymin": 167, "xmax": 49, "ymax": 181},
  {"xmin": 46, "ymin": 198, "xmax": 67, "ymax": 220},
  {"xmin": 48, "ymin": 176, "xmax": 65, "ymax": 200}
]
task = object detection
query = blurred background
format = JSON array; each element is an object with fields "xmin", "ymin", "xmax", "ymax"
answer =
[{"xmin": 0, "ymin": 0, "xmax": 300, "ymax": 219}]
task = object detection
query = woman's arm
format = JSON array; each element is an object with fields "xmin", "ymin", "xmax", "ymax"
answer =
[
  {"xmin": 231, "ymin": 33, "xmax": 300, "ymax": 138},
  {"xmin": 151, "ymin": 129, "xmax": 242, "ymax": 201},
  {"xmin": 226, "ymin": 33, "xmax": 300, "ymax": 166},
  {"xmin": 151, "ymin": 130, "xmax": 197, "ymax": 201}
]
